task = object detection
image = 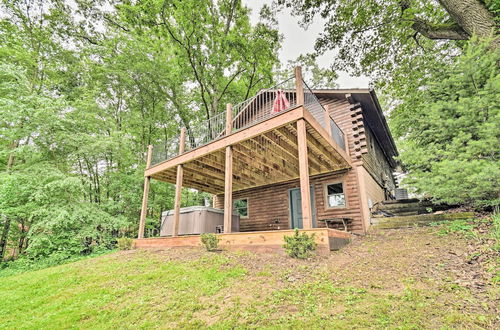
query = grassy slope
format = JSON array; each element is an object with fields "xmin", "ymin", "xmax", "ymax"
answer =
[{"xmin": 0, "ymin": 225, "xmax": 498, "ymax": 329}]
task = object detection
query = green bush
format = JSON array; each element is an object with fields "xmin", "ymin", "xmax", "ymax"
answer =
[
  {"xmin": 0, "ymin": 250, "xmax": 112, "ymax": 277},
  {"xmin": 117, "ymin": 237, "xmax": 134, "ymax": 250},
  {"xmin": 283, "ymin": 229, "xmax": 317, "ymax": 259},
  {"xmin": 201, "ymin": 233, "xmax": 220, "ymax": 251}
]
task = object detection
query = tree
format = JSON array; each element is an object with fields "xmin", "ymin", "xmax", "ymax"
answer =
[
  {"xmin": 389, "ymin": 38, "xmax": 499, "ymax": 208},
  {"xmin": 277, "ymin": 0, "xmax": 498, "ymax": 77},
  {"xmin": 0, "ymin": 0, "xmax": 283, "ymax": 261}
]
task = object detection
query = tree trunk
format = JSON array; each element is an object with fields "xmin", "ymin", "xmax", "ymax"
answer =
[
  {"xmin": 18, "ymin": 220, "xmax": 27, "ymax": 255},
  {"xmin": 6, "ymin": 140, "xmax": 19, "ymax": 171},
  {"xmin": 438, "ymin": 0, "xmax": 497, "ymax": 39},
  {"xmin": 0, "ymin": 216, "xmax": 11, "ymax": 261},
  {"xmin": 410, "ymin": 0, "xmax": 497, "ymax": 44}
]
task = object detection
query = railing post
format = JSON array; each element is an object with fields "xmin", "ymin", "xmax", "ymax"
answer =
[
  {"xmin": 294, "ymin": 66, "xmax": 304, "ymax": 106},
  {"xmin": 179, "ymin": 127, "xmax": 186, "ymax": 154},
  {"xmin": 172, "ymin": 128, "xmax": 186, "ymax": 237},
  {"xmin": 226, "ymin": 103, "xmax": 233, "ymax": 135},
  {"xmin": 343, "ymin": 131, "xmax": 350, "ymax": 156},
  {"xmin": 138, "ymin": 145, "xmax": 153, "ymax": 239},
  {"xmin": 324, "ymin": 107, "xmax": 332, "ymax": 137}
]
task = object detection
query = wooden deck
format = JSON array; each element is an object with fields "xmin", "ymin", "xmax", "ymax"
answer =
[
  {"xmin": 138, "ymin": 67, "xmax": 353, "ymax": 239},
  {"xmin": 145, "ymin": 106, "xmax": 351, "ymax": 195},
  {"xmin": 134, "ymin": 228, "xmax": 351, "ymax": 256}
]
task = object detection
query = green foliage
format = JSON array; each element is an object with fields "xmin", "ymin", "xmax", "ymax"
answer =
[
  {"xmin": 435, "ymin": 220, "xmax": 477, "ymax": 239},
  {"xmin": 390, "ymin": 39, "xmax": 499, "ymax": 208},
  {"xmin": 0, "ymin": 1, "xmax": 282, "ymax": 261},
  {"xmin": 283, "ymin": 229, "xmax": 317, "ymax": 259},
  {"xmin": 433, "ymin": 214, "xmax": 500, "ymax": 248},
  {"xmin": 116, "ymin": 237, "xmax": 134, "ymax": 251},
  {"xmin": 200, "ymin": 233, "xmax": 220, "ymax": 252},
  {"xmin": 277, "ymin": 0, "xmax": 462, "ymax": 80},
  {"xmin": 0, "ymin": 250, "xmax": 112, "ymax": 278}
]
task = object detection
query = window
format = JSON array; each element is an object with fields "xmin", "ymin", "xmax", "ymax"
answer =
[
  {"xmin": 233, "ymin": 199, "xmax": 248, "ymax": 218},
  {"xmin": 324, "ymin": 182, "xmax": 346, "ymax": 208}
]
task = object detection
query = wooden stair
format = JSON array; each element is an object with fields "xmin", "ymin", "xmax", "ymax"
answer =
[
  {"xmin": 370, "ymin": 199, "xmax": 472, "ymax": 229},
  {"xmin": 372, "ymin": 199, "xmax": 451, "ymax": 217},
  {"xmin": 371, "ymin": 212, "xmax": 475, "ymax": 229}
]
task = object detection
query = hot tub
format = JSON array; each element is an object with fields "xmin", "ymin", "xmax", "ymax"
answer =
[{"xmin": 160, "ymin": 206, "xmax": 240, "ymax": 236}]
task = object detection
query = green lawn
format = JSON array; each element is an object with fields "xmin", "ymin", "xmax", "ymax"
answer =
[{"xmin": 1, "ymin": 225, "xmax": 498, "ymax": 329}]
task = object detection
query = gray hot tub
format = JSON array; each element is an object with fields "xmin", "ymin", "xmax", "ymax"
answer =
[{"xmin": 160, "ymin": 206, "xmax": 240, "ymax": 236}]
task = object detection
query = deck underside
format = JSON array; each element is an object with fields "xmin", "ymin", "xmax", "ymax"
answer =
[
  {"xmin": 134, "ymin": 228, "xmax": 352, "ymax": 255},
  {"xmin": 148, "ymin": 107, "xmax": 350, "ymax": 194}
]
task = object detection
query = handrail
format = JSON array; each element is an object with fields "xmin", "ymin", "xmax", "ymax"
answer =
[
  {"xmin": 150, "ymin": 74, "xmax": 346, "ymax": 166},
  {"xmin": 302, "ymin": 79, "xmax": 346, "ymax": 150}
]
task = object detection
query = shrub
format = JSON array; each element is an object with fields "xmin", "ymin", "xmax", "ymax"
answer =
[
  {"xmin": 283, "ymin": 229, "xmax": 317, "ymax": 259},
  {"xmin": 201, "ymin": 233, "xmax": 220, "ymax": 251},
  {"xmin": 117, "ymin": 237, "xmax": 134, "ymax": 250}
]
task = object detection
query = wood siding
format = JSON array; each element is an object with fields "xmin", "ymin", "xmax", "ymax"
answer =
[
  {"xmin": 361, "ymin": 124, "xmax": 396, "ymax": 194},
  {"xmin": 212, "ymin": 96, "xmax": 397, "ymax": 234},
  {"xmin": 215, "ymin": 170, "xmax": 365, "ymax": 233}
]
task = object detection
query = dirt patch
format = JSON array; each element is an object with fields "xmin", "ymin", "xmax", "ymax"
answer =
[{"xmin": 118, "ymin": 226, "xmax": 498, "ymax": 327}]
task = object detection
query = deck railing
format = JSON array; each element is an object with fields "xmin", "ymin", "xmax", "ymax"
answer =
[
  {"xmin": 185, "ymin": 111, "xmax": 227, "ymax": 151},
  {"xmin": 303, "ymin": 80, "xmax": 326, "ymax": 128},
  {"xmin": 303, "ymin": 79, "xmax": 346, "ymax": 151},
  {"xmin": 151, "ymin": 132, "xmax": 180, "ymax": 166},
  {"xmin": 330, "ymin": 117, "xmax": 346, "ymax": 151},
  {"xmin": 150, "ymin": 73, "xmax": 346, "ymax": 166},
  {"xmin": 231, "ymin": 77, "xmax": 297, "ymax": 132}
]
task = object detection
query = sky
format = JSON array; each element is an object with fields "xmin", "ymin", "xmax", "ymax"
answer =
[{"xmin": 243, "ymin": 0, "xmax": 370, "ymax": 88}]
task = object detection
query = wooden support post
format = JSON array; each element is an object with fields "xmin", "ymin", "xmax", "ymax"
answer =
[
  {"xmin": 138, "ymin": 145, "xmax": 153, "ymax": 239},
  {"xmin": 226, "ymin": 103, "xmax": 233, "ymax": 135},
  {"xmin": 294, "ymin": 66, "xmax": 304, "ymax": 106},
  {"xmin": 355, "ymin": 165, "xmax": 370, "ymax": 234},
  {"xmin": 296, "ymin": 119, "xmax": 313, "ymax": 229},
  {"xmin": 223, "ymin": 103, "xmax": 234, "ymax": 233},
  {"xmin": 223, "ymin": 145, "xmax": 233, "ymax": 233},
  {"xmin": 172, "ymin": 128, "xmax": 186, "ymax": 237}
]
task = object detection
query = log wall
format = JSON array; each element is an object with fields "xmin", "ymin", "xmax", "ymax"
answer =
[
  {"xmin": 211, "ymin": 96, "xmax": 396, "ymax": 234},
  {"xmin": 214, "ymin": 170, "xmax": 365, "ymax": 233}
]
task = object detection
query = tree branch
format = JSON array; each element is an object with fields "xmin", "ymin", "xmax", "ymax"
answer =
[{"xmin": 411, "ymin": 18, "xmax": 469, "ymax": 40}]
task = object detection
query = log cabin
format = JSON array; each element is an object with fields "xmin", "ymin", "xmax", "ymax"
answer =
[{"xmin": 135, "ymin": 67, "xmax": 398, "ymax": 253}]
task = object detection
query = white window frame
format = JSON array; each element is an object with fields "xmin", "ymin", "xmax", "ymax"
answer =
[{"xmin": 323, "ymin": 181, "xmax": 347, "ymax": 209}]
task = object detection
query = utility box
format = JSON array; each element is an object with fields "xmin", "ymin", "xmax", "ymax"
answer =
[
  {"xmin": 160, "ymin": 206, "xmax": 240, "ymax": 236},
  {"xmin": 395, "ymin": 188, "xmax": 409, "ymax": 200}
]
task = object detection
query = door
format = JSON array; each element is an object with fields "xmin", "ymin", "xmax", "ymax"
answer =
[{"xmin": 289, "ymin": 186, "xmax": 316, "ymax": 229}]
